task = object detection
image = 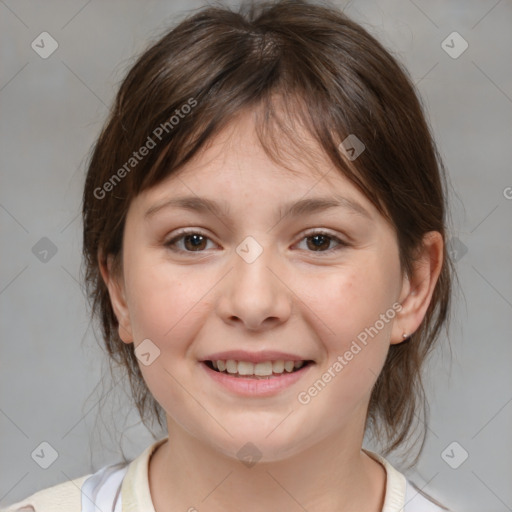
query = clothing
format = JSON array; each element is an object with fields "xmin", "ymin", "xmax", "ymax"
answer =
[{"xmin": 1, "ymin": 437, "xmax": 449, "ymax": 512}]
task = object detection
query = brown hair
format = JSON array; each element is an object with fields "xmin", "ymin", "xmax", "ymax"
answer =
[{"xmin": 81, "ymin": 0, "xmax": 455, "ymax": 466}]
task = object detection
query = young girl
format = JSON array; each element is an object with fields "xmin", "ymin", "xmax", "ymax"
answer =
[{"xmin": 3, "ymin": 0, "xmax": 455, "ymax": 510}]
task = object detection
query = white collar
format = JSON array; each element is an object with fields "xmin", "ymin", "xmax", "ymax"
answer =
[{"xmin": 81, "ymin": 437, "xmax": 447, "ymax": 512}]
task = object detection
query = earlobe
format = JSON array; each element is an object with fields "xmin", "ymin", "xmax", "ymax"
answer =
[
  {"xmin": 391, "ymin": 231, "xmax": 444, "ymax": 345},
  {"xmin": 98, "ymin": 251, "xmax": 134, "ymax": 344}
]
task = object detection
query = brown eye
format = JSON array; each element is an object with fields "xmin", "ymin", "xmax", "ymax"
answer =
[
  {"xmin": 165, "ymin": 229, "xmax": 348, "ymax": 255},
  {"xmin": 182, "ymin": 233, "xmax": 208, "ymax": 251},
  {"xmin": 165, "ymin": 230, "xmax": 214, "ymax": 253},
  {"xmin": 306, "ymin": 233, "xmax": 331, "ymax": 251},
  {"xmin": 297, "ymin": 230, "xmax": 348, "ymax": 254}
]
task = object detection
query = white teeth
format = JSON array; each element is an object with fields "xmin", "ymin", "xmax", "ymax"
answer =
[
  {"xmin": 226, "ymin": 360, "xmax": 238, "ymax": 374},
  {"xmin": 273, "ymin": 360, "xmax": 285, "ymax": 373},
  {"xmin": 254, "ymin": 361, "xmax": 273, "ymax": 376},
  {"xmin": 212, "ymin": 359, "xmax": 306, "ymax": 376},
  {"xmin": 237, "ymin": 361, "xmax": 254, "ymax": 375}
]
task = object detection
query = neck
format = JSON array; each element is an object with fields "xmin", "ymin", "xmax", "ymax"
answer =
[{"xmin": 149, "ymin": 420, "xmax": 386, "ymax": 512}]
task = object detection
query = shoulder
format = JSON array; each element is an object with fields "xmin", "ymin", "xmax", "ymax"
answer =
[
  {"xmin": 1, "ymin": 438, "xmax": 167, "ymax": 512},
  {"xmin": 404, "ymin": 479, "xmax": 451, "ymax": 511},
  {"xmin": 0, "ymin": 474, "xmax": 91, "ymax": 512},
  {"xmin": 362, "ymin": 448, "xmax": 451, "ymax": 512},
  {"xmin": 0, "ymin": 461, "xmax": 129, "ymax": 512}
]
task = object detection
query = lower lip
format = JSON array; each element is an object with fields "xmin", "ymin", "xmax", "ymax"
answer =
[{"xmin": 200, "ymin": 361, "xmax": 314, "ymax": 397}]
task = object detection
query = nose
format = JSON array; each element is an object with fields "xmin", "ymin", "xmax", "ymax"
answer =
[{"xmin": 215, "ymin": 241, "xmax": 292, "ymax": 332}]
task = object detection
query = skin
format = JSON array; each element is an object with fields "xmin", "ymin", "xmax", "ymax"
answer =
[{"xmin": 100, "ymin": 109, "xmax": 443, "ymax": 512}]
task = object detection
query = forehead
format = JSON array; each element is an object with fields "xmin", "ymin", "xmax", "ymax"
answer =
[{"xmin": 141, "ymin": 108, "xmax": 364, "ymax": 205}]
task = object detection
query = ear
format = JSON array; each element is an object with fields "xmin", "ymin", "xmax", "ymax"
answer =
[
  {"xmin": 391, "ymin": 231, "xmax": 444, "ymax": 345},
  {"xmin": 98, "ymin": 250, "xmax": 134, "ymax": 344}
]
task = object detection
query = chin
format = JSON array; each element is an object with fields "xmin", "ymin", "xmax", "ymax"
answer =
[{"xmin": 208, "ymin": 428, "xmax": 312, "ymax": 465}]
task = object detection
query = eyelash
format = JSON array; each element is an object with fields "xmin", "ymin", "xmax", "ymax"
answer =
[{"xmin": 164, "ymin": 228, "xmax": 349, "ymax": 256}]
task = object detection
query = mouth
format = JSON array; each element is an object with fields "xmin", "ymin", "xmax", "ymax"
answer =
[{"xmin": 202, "ymin": 359, "xmax": 315, "ymax": 379}]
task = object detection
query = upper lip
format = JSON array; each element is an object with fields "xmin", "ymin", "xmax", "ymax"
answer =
[{"xmin": 200, "ymin": 350, "xmax": 314, "ymax": 364}]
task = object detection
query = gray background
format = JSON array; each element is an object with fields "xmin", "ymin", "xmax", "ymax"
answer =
[{"xmin": 1, "ymin": 0, "xmax": 511, "ymax": 510}]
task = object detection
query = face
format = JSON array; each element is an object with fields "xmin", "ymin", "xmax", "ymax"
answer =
[{"xmin": 102, "ymin": 110, "xmax": 439, "ymax": 463}]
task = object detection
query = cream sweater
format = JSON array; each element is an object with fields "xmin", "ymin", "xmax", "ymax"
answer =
[{"xmin": 1, "ymin": 438, "xmax": 449, "ymax": 511}]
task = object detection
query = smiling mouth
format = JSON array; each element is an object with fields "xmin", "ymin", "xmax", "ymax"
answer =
[{"xmin": 203, "ymin": 360, "xmax": 314, "ymax": 379}]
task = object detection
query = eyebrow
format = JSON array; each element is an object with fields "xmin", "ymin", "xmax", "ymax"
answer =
[{"xmin": 144, "ymin": 194, "xmax": 372, "ymax": 221}]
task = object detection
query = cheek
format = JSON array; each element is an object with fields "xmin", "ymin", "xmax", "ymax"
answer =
[
  {"xmin": 294, "ymin": 265, "xmax": 397, "ymax": 424},
  {"xmin": 125, "ymin": 254, "xmax": 207, "ymax": 343},
  {"xmin": 305, "ymin": 252, "xmax": 399, "ymax": 382},
  {"xmin": 124, "ymin": 260, "xmax": 210, "ymax": 411},
  {"xmin": 305, "ymin": 253, "xmax": 399, "ymax": 336}
]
